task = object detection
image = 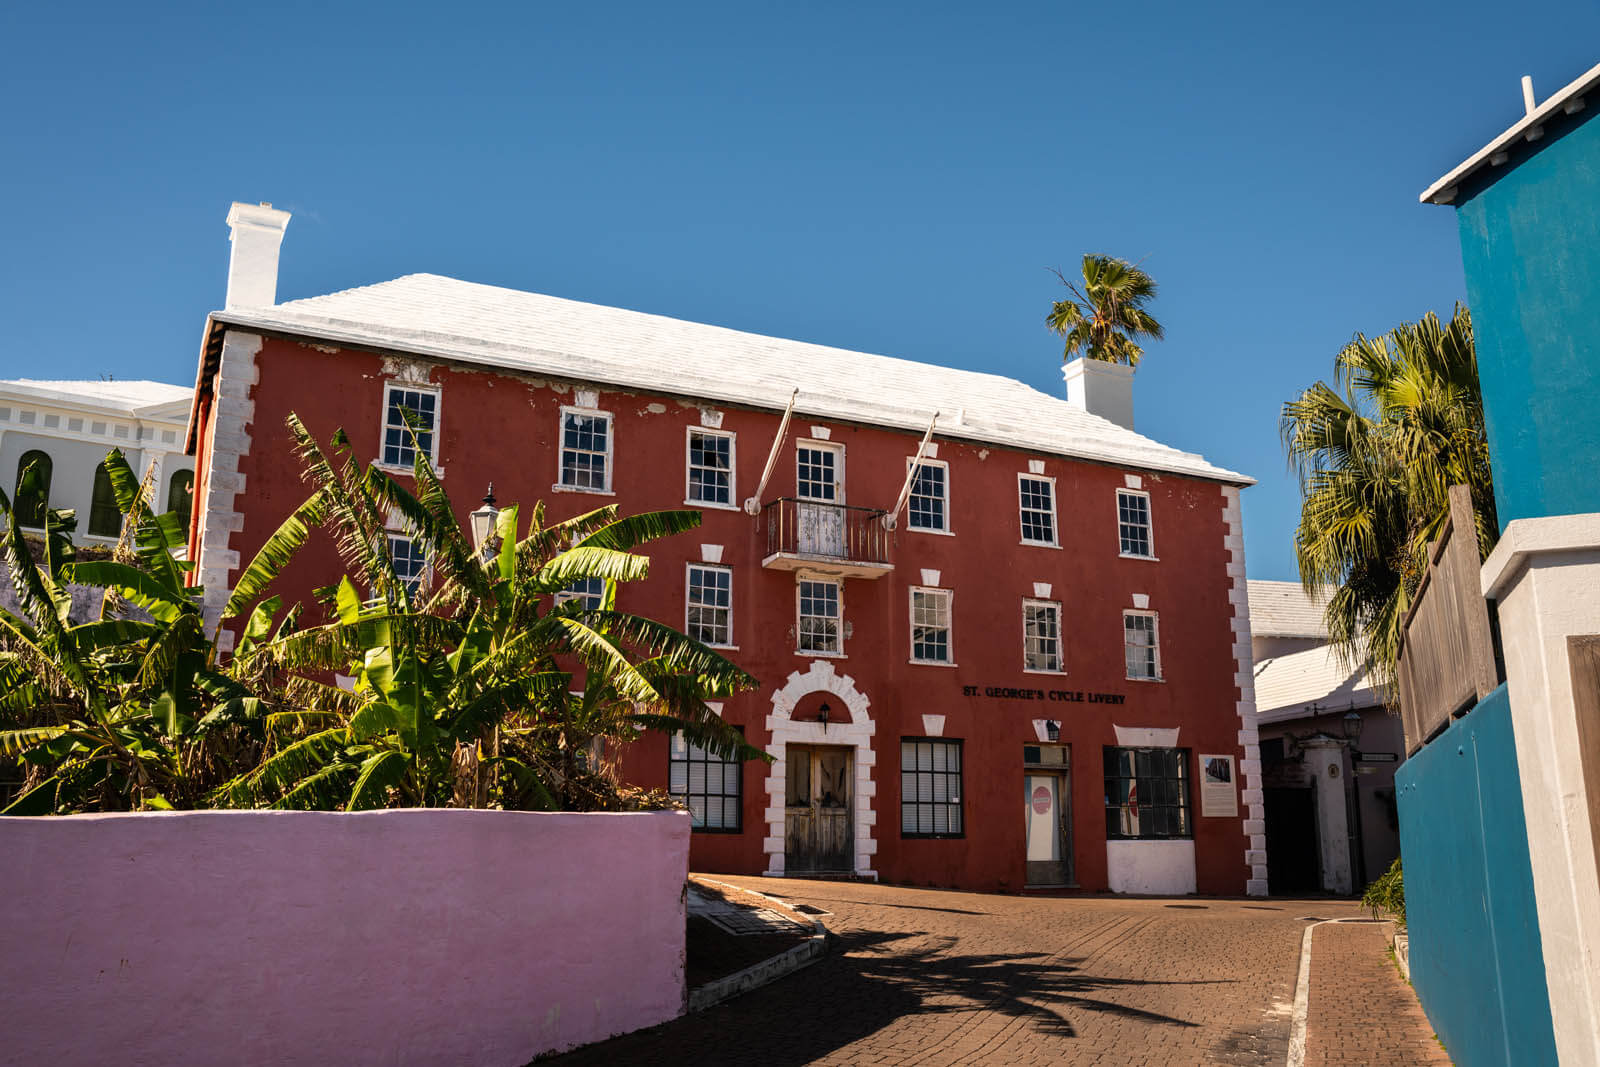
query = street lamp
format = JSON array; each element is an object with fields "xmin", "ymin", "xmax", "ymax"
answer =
[
  {"xmin": 469, "ymin": 484, "xmax": 500, "ymax": 558},
  {"xmin": 1342, "ymin": 709, "xmax": 1364, "ymax": 742}
]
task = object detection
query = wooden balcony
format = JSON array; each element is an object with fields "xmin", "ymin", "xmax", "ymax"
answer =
[
  {"xmin": 759, "ymin": 498, "xmax": 894, "ymax": 579},
  {"xmin": 1395, "ymin": 485, "xmax": 1500, "ymax": 753}
]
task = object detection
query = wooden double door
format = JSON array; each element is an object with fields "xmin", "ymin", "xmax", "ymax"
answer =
[{"xmin": 786, "ymin": 744, "xmax": 853, "ymax": 874}]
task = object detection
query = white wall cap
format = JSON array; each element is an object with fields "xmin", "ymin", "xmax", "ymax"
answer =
[{"xmin": 1482, "ymin": 512, "xmax": 1600, "ymax": 600}]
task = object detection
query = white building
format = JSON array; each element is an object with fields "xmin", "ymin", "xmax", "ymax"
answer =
[
  {"xmin": 1247, "ymin": 579, "xmax": 1403, "ymax": 895},
  {"xmin": 0, "ymin": 379, "xmax": 195, "ymax": 543}
]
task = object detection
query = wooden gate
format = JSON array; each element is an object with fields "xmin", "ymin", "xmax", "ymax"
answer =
[{"xmin": 786, "ymin": 745, "xmax": 853, "ymax": 873}]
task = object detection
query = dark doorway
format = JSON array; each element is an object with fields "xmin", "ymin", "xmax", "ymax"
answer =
[{"xmin": 1265, "ymin": 786, "xmax": 1320, "ymax": 894}]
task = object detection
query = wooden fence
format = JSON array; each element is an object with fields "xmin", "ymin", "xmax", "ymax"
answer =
[{"xmin": 1395, "ymin": 484, "xmax": 1499, "ymax": 753}]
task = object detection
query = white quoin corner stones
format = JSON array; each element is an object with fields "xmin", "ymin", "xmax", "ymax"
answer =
[
  {"xmin": 1223, "ymin": 485, "xmax": 1268, "ymax": 896},
  {"xmin": 196, "ymin": 331, "xmax": 262, "ymax": 649},
  {"xmin": 763, "ymin": 660, "xmax": 876, "ymax": 880}
]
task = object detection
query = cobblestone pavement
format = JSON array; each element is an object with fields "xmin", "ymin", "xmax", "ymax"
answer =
[
  {"xmin": 1304, "ymin": 922, "xmax": 1449, "ymax": 1067},
  {"xmin": 547, "ymin": 878, "xmax": 1390, "ymax": 1067}
]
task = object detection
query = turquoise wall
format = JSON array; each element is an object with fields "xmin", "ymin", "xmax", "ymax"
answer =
[
  {"xmin": 1456, "ymin": 114, "xmax": 1600, "ymax": 528},
  {"xmin": 1395, "ymin": 686, "xmax": 1556, "ymax": 1066}
]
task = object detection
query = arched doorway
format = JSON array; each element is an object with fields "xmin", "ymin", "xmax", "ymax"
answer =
[{"xmin": 763, "ymin": 660, "xmax": 877, "ymax": 880}]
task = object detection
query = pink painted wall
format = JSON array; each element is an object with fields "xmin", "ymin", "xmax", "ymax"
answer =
[{"xmin": 1, "ymin": 809, "xmax": 690, "ymax": 1066}]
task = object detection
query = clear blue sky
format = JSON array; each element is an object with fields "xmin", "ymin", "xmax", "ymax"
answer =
[{"xmin": 3, "ymin": 2, "xmax": 1596, "ymax": 580}]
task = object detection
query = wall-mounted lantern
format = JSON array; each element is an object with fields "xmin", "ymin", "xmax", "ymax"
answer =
[
  {"xmin": 1045, "ymin": 720, "xmax": 1060, "ymax": 742},
  {"xmin": 469, "ymin": 484, "xmax": 500, "ymax": 559}
]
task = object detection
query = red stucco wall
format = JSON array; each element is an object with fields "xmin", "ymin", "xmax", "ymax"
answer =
[{"xmin": 208, "ymin": 333, "xmax": 1251, "ymax": 895}]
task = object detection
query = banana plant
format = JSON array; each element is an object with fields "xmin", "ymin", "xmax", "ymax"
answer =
[
  {"xmin": 213, "ymin": 414, "xmax": 763, "ymax": 811},
  {"xmin": 0, "ymin": 451, "xmax": 261, "ymax": 813}
]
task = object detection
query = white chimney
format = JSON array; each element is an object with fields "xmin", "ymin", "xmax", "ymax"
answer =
[
  {"xmin": 224, "ymin": 201, "xmax": 291, "ymax": 309},
  {"xmin": 1063, "ymin": 357, "xmax": 1135, "ymax": 430},
  {"xmin": 1521, "ymin": 75, "xmax": 1537, "ymax": 116}
]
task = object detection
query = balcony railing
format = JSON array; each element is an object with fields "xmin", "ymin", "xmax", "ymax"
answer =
[
  {"xmin": 1395, "ymin": 484, "xmax": 1500, "ymax": 754},
  {"xmin": 759, "ymin": 498, "xmax": 894, "ymax": 578}
]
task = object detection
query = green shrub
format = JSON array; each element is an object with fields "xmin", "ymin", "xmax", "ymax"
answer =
[{"xmin": 1362, "ymin": 857, "xmax": 1405, "ymax": 926}]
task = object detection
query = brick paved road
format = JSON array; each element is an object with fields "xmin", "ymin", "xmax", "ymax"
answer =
[
  {"xmin": 1304, "ymin": 922, "xmax": 1449, "ymax": 1067},
  {"xmin": 547, "ymin": 877, "xmax": 1372, "ymax": 1067}
]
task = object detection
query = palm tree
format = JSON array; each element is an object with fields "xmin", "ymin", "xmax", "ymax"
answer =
[
  {"xmin": 212, "ymin": 414, "xmax": 762, "ymax": 811},
  {"xmin": 1, "ymin": 451, "xmax": 260, "ymax": 813},
  {"xmin": 1282, "ymin": 305, "xmax": 1494, "ymax": 700},
  {"xmin": 1046, "ymin": 254, "xmax": 1165, "ymax": 366}
]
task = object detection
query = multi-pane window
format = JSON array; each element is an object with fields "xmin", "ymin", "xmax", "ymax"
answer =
[
  {"xmin": 907, "ymin": 460, "xmax": 948, "ymax": 532},
  {"xmin": 686, "ymin": 429, "xmax": 734, "ymax": 506},
  {"xmin": 559, "ymin": 409, "xmax": 612, "ymax": 491},
  {"xmin": 387, "ymin": 532, "xmax": 428, "ymax": 595},
  {"xmin": 555, "ymin": 577, "xmax": 605, "ymax": 610},
  {"xmin": 87, "ymin": 463, "xmax": 121, "ymax": 538},
  {"xmin": 901, "ymin": 739, "xmax": 963, "ymax": 838},
  {"xmin": 1124, "ymin": 611, "xmax": 1161, "ymax": 680},
  {"xmin": 1019, "ymin": 475, "xmax": 1057, "ymax": 545},
  {"xmin": 796, "ymin": 444, "xmax": 838, "ymax": 501},
  {"xmin": 1023, "ymin": 599, "xmax": 1063, "ymax": 673},
  {"xmin": 686, "ymin": 564, "xmax": 733, "ymax": 646},
  {"xmin": 1117, "ymin": 489, "xmax": 1153, "ymax": 558},
  {"xmin": 1104, "ymin": 747, "xmax": 1191, "ymax": 839},
  {"xmin": 797, "ymin": 579, "xmax": 841, "ymax": 654},
  {"xmin": 910, "ymin": 588, "xmax": 952, "ymax": 664},
  {"xmin": 670, "ymin": 730, "xmax": 742, "ymax": 832},
  {"xmin": 381, "ymin": 385, "xmax": 438, "ymax": 468}
]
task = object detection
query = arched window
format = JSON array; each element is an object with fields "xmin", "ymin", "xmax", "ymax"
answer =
[
  {"xmin": 13, "ymin": 450, "xmax": 52, "ymax": 528},
  {"xmin": 88, "ymin": 462, "xmax": 122, "ymax": 538},
  {"xmin": 167, "ymin": 469, "xmax": 194, "ymax": 522}
]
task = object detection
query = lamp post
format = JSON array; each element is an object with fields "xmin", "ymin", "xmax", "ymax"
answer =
[
  {"xmin": 1342, "ymin": 709, "xmax": 1364, "ymax": 743},
  {"xmin": 469, "ymin": 484, "xmax": 500, "ymax": 559}
]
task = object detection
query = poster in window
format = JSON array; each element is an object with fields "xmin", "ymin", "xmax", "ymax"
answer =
[{"xmin": 1198, "ymin": 753, "xmax": 1238, "ymax": 818}]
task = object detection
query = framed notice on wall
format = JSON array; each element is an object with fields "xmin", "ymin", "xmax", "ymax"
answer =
[{"xmin": 1198, "ymin": 754, "xmax": 1238, "ymax": 818}]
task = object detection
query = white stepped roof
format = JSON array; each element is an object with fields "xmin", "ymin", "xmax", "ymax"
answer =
[
  {"xmin": 211, "ymin": 274, "xmax": 1250, "ymax": 485},
  {"xmin": 1247, "ymin": 579, "xmax": 1332, "ymax": 638},
  {"xmin": 1253, "ymin": 642, "xmax": 1378, "ymax": 723},
  {"xmin": 1, "ymin": 379, "xmax": 192, "ymax": 420}
]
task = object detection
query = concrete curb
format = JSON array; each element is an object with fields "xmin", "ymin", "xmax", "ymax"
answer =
[{"xmin": 686, "ymin": 879, "xmax": 828, "ymax": 1013}]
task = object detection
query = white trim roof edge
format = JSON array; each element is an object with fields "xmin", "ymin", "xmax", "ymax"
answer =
[
  {"xmin": 206, "ymin": 294, "xmax": 1254, "ymax": 487},
  {"xmin": 0, "ymin": 379, "xmax": 192, "ymax": 423},
  {"xmin": 1422, "ymin": 61, "xmax": 1600, "ymax": 205}
]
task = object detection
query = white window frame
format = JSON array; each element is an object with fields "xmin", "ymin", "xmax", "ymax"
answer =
[
  {"xmin": 1018, "ymin": 473, "xmax": 1059, "ymax": 547},
  {"xmin": 378, "ymin": 382, "xmax": 441, "ymax": 472},
  {"xmin": 1123, "ymin": 609, "xmax": 1163, "ymax": 681},
  {"xmin": 908, "ymin": 586, "xmax": 955, "ymax": 666},
  {"xmin": 1116, "ymin": 488, "xmax": 1156, "ymax": 560},
  {"xmin": 553, "ymin": 577, "xmax": 606, "ymax": 611},
  {"xmin": 383, "ymin": 522, "xmax": 432, "ymax": 596},
  {"xmin": 796, "ymin": 576, "xmax": 844, "ymax": 657},
  {"xmin": 906, "ymin": 457, "xmax": 952, "ymax": 535},
  {"xmin": 555, "ymin": 405, "xmax": 615, "ymax": 495},
  {"xmin": 1022, "ymin": 598, "xmax": 1065, "ymax": 674},
  {"xmin": 795, "ymin": 440, "xmax": 844, "ymax": 503},
  {"xmin": 685, "ymin": 562, "xmax": 735, "ymax": 648},
  {"xmin": 684, "ymin": 427, "xmax": 738, "ymax": 510}
]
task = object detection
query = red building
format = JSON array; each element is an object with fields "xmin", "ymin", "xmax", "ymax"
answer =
[{"xmin": 187, "ymin": 203, "xmax": 1267, "ymax": 895}]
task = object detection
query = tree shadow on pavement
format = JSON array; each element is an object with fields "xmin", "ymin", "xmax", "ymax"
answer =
[{"xmin": 540, "ymin": 927, "xmax": 1223, "ymax": 1066}]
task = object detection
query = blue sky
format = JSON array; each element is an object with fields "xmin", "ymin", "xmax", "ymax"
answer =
[{"xmin": 2, "ymin": 2, "xmax": 1597, "ymax": 580}]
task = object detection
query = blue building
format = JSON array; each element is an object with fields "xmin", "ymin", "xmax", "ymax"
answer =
[{"xmin": 1414, "ymin": 60, "xmax": 1600, "ymax": 1066}]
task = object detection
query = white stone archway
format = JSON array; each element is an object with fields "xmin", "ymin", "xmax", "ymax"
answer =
[{"xmin": 762, "ymin": 660, "xmax": 877, "ymax": 879}]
